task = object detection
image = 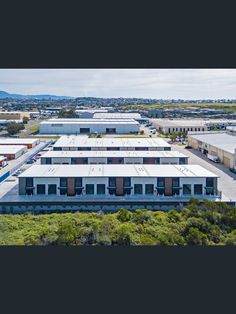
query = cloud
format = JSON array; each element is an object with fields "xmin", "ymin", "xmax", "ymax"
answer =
[{"xmin": 0, "ymin": 69, "xmax": 236, "ymax": 99}]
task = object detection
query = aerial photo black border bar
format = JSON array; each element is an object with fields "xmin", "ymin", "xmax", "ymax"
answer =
[{"xmin": 0, "ymin": 1, "xmax": 236, "ymax": 313}]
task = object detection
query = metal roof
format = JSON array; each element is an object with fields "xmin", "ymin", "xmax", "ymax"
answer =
[
  {"xmin": 0, "ymin": 138, "xmax": 39, "ymax": 145},
  {"xmin": 0, "ymin": 145, "xmax": 27, "ymax": 154},
  {"xmin": 188, "ymin": 132, "xmax": 236, "ymax": 154},
  {"xmin": 53, "ymin": 136, "xmax": 171, "ymax": 148},
  {"xmin": 40, "ymin": 118, "xmax": 139, "ymax": 125},
  {"xmin": 93, "ymin": 113, "xmax": 141, "ymax": 119},
  {"xmin": 42, "ymin": 150, "xmax": 187, "ymax": 158},
  {"xmin": 19, "ymin": 164, "xmax": 217, "ymax": 178}
]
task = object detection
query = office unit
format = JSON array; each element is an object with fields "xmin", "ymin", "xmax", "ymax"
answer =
[{"xmin": 18, "ymin": 164, "xmax": 219, "ymax": 199}]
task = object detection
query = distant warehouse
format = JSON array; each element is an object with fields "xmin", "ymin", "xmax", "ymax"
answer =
[
  {"xmin": 41, "ymin": 150, "xmax": 188, "ymax": 165},
  {"xmin": 188, "ymin": 131, "xmax": 236, "ymax": 169},
  {"xmin": 151, "ymin": 119, "xmax": 208, "ymax": 134},
  {"xmin": 0, "ymin": 138, "xmax": 39, "ymax": 149},
  {"xmin": 92, "ymin": 112, "xmax": 147, "ymax": 123},
  {"xmin": 0, "ymin": 145, "xmax": 27, "ymax": 159},
  {"xmin": 40, "ymin": 118, "xmax": 140, "ymax": 134},
  {"xmin": 52, "ymin": 136, "xmax": 171, "ymax": 151}
]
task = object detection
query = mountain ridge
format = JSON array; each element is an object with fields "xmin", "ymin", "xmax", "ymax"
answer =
[{"xmin": 0, "ymin": 90, "xmax": 74, "ymax": 100}]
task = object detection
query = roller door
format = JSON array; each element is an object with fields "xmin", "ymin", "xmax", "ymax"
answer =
[{"xmin": 223, "ymin": 156, "xmax": 231, "ymax": 168}]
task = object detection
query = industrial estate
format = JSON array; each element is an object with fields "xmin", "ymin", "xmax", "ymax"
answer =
[{"xmin": 1, "ymin": 87, "xmax": 236, "ymax": 245}]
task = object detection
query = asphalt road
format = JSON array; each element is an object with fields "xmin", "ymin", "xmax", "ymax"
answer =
[{"xmin": 172, "ymin": 144, "xmax": 236, "ymax": 202}]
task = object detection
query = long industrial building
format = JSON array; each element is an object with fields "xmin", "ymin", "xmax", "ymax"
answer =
[
  {"xmin": 40, "ymin": 118, "xmax": 140, "ymax": 134},
  {"xmin": 151, "ymin": 118, "xmax": 236, "ymax": 134},
  {"xmin": 188, "ymin": 131, "xmax": 236, "ymax": 169},
  {"xmin": 18, "ymin": 164, "xmax": 219, "ymax": 199},
  {"xmin": 52, "ymin": 136, "xmax": 171, "ymax": 151},
  {"xmin": 0, "ymin": 145, "xmax": 27, "ymax": 159},
  {"xmin": 41, "ymin": 150, "xmax": 188, "ymax": 165},
  {"xmin": 0, "ymin": 138, "xmax": 40, "ymax": 149}
]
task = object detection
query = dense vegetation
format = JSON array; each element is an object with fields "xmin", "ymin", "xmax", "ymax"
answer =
[
  {"xmin": 6, "ymin": 122, "xmax": 25, "ymax": 135},
  {"xmin": 1, "ymin": 200, "xmax": 236, "ymax": 245},
  {"xmin": 58, "ymin": 109, "xmax": 77, "ymax": 118}
]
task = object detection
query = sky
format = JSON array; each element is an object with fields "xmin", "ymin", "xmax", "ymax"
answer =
[{"xmin": 0, "ymin": 69, "xmax": 236, "ymax": 99}]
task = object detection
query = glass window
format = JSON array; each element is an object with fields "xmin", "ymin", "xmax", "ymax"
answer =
[
  {"xmin": 194, "ymin": 184, "xmax": 202, "ymax": 195},
  {"xmin": 86, "ymin": 184, "xmax": 94, "ymax": 195},
  {"xmin": 75, "ymin": 177, "xmax": 82, "ymax": 187},
  {"xmin": 206, "ymin": 177, "xmax": 214, "ymax": 187},
  {"xmin": 124, "ymin": 177, "xmax": 131, "ymax": 187},
  {"xmin": 97, "ymin": 184, "xmax": 105, "ymax": 195},
  {"xmin": 48, "ymin": 184, "xmax": 57, "ymax": 195},
  {"xmin": 157, "ymin": 177, "xmax": 165, "ymax": 187},
  {"xmin": 164, "ymin": 147, "xmax": 171, "ymax": 151},
  {"xmin": 26, "ymin": 177, "xmax": 33, "ymax": 187},
  {"xmin": 134, "ymin": 184, "xmax": 143, "ymax": 194},
  {"xmin": 179, "ymin": 157, "xmax": 187, "ymax": 164},
  {"xmin": 145, "ymin": 184, "xmax": 154, "ymax": 195},
  {"xmin": 172, "ymin": 178, "xmax": 180, "ymax": 187},
  {"xmin": 60, "ymin": 178, "xmax": 67, "ymax": 187},
  {"xmin": 109, "ymin": 177, "xmax": 116, "ymax": 187},
  {"xmin": 183, "ymin": 184, "xmax": 191, "ymax": 195},
  {"xmin": 156, "ymin": 158, "xmax": 160, "ymax": 164},
  {"xmin": 37, "ymin": 184, "xmax": 45, "ymax": 195},
  {"xmin": 53, "ymin": 147, "xmax": 62, "ymax": 151},
  {"xmin": 45, "ymin": 158, "xmax": 52, "ymax": 164}
]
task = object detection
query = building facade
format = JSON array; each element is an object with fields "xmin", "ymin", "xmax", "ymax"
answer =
[
  {"xmin": 40, "ymin": 118, "xmax": 140, "ymax": 134},
  {"xmin": 18, "ymin": 164, "xmax": 219, "ymax": 199},
  {"xmin": 41, "ymin": 150, "xmax": 188, "ymax": 165},
  {"xmin": 0, "ymin": 145, "xmax": 27, "ymax": 159},
  {"xmin": 0, "ymin": 138, "xmax": 39, "ymax": 149},
  {"xmin": 188, "ymin": 131, "xmax": 236, "ymax": 169}
]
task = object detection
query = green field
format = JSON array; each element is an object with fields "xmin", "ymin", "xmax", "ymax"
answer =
[{"xmin": 121, "ymin": 103, "xmax": 236, "ymax": 112}]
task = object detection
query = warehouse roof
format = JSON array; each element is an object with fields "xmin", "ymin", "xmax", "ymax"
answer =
[
  {"xmin": 188, "ymin": 132, "xmax": 236, "ymax": 154},
  {"xmin": 93, "ymin": 113, "xmax": 141, "ymax": 119},
  {"xmin": 0, "ymin": 156, "xmax": 7, "ymax": 162},
  {"xmin": 42, "ymin": 150, "xmax": 187, "ymax": 158},
  {"xmin": 19, "ymin": 164, "xmax": 217, "ymax": 178},
  {"xmin": 41, "ymin": 118, "xmax": 139, "ymax": 125},
  {"xmin": 151, "ymin": 119, "xmax": 207, "ymax": 127},
  {"xmin": 0, "ymin": 145, "xmax": 27, "ymax": 154},
  {"xmin": 53, "ymin": 136, "xmax": 171, "ymax": 148},
  {"xmin": 0, "ymin": 138, "xmax": 39, "ymax": 145}
]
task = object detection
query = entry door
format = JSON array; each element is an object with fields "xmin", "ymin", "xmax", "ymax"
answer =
[
  {"xmin": 116, "ymin": 177, "xmax": 124, "ymax": 196},
  {"xmin": 67, "ymin": 178, "xmax": 75, "ymax": 196},
  {"xmin": 164, "ymin": 177, "xmax": 173, "ymax": 196}
]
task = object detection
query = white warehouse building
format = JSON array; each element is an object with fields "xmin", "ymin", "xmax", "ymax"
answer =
[
  {"xmin": 41, "ymin": 150, "xmax": 188, "ymax": 165},
  {"xmin": 40, "ymin": 118, "xmax": 140, "ymax": 134},
  {"xmin": 52, "ymin": 136, "xmax": 171, "ymax": 151},
  {"xmin": 18, "ymin": 164, "xmax": 219, "ymax": 200}
]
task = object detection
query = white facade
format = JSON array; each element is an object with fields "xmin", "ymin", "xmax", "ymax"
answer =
[
  {"xmin": 18, "ymin": 164, "xmax": 219, "ymax": 199},
  {"xmin": 40, "ymin": 118, "xmax": 140, "ymax": 134},
  {"xmin": 0, "ymin": 138, "xmax": 39, "ymax": 148},
  {"xmin": 0, "ymin": 145, "xmax": 27, "ymax": 159},
  {"xmin": 41, "ymin": 150, "xmax": 188, "ymax": 165}
]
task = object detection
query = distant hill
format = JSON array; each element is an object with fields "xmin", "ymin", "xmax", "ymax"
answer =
[{"xmin": 0, "ymin": 90, "xmax": 74, "ymax": 100}]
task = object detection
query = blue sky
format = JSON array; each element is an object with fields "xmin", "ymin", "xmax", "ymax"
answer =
[{"xmin": 0, "ymin": 69, "xmax": 236, "ymax": 99}]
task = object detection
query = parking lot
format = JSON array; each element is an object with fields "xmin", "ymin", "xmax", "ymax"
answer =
[{"xmin": 173, "ymin": 144, "xmax": 236, "ymax": 202}]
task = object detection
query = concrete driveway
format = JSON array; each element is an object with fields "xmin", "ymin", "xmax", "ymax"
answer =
[{"xmin": 172, "ymin": 144, "xmax": 236, "ymax": 202}]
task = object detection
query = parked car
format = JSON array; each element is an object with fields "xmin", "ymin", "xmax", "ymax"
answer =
[
  {"xmin": 185, "ymin": 145, "xmax": 192, "ymax": 149},
  {"xmin": 26, "ymin": 159, "xmax": 34, "ymax": 164},
  {"xmin": 13, "ymin": 169, "xmax": 23, "ymax": 177},
  {"xmin": 229, "ymin": 168, "xmax": 236, "ymax": 174}
]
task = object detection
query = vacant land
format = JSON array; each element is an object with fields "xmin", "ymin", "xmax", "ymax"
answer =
[
  {"xmin": 121, "ymin": 103, "xmax": 236, "ymax": 112},
  {"xmin": 1, "ymin": 199, "xmax": 236, "ymax": 246}
]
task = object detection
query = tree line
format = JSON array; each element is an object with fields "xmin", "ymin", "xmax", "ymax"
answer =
[{"xmin": 1, "ymin": 199, "xmax": 236, "ymax": 246}]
